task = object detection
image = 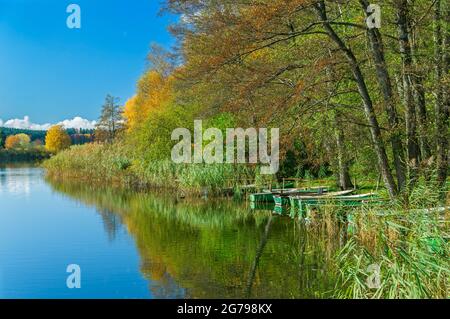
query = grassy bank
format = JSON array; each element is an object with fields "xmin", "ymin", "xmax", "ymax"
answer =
[
  {"xmin": 43, "ymin": 142, "xmax": 449, "ymax": 199},
  {"xmin": 43, "ymin": 142, "xmax": 259, "ymax": 194}
]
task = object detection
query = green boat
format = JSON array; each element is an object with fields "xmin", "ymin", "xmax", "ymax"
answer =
[
  {"xmin": 291, "ymin": 193, "xmax": 381, "ymax": 217},
  {"xmin": 250, "ymin": 201, "xmax": 275, "ymax": 211},
  {"xmin": 250, "ymin": 187, "xmax": 329, "ymax": 203},
  {"xmin": 249, "ymin": 192, "xmax": 276, "ymax": 203},
  {"xmin": 273, "ymin": 195, "xmax": 291, "ymax": 206},
  {"xmin": 289, "ymin": 190, "xmax": 355, "ymax": 207},
  {"xmin": 273, "ymin": 204, "xmax": 287, "ymax": 215}
]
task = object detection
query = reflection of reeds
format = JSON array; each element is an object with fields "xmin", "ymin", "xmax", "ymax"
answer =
[
  {"xmin": 46, "ymin": 176, "xmax": 342, "ymax": 298},
  {"xmin": 46, "ymin": 176, "xmax": 448, "ymax": 299},
  {"xmin": 284, "ymin": 180, "xmax": 448, "ymax": 299}
]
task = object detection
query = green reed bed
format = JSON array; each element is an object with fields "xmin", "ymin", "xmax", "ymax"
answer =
[
  {"xmin": 331, "ymin": 209, "xmax": 448, "ymax": 298},
  {"xmin": 44, "ymin": 142, "xmax": 257, "ymax": 194},
  {"xmin": 303, "ymin": 183, "xmax": 449, "ymax": 299}
]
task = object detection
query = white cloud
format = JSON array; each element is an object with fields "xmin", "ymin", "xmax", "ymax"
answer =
[
  {"xmin": 2, "ymin": 116, "xmax": 52, "ymax": 130},
  {"xmin": 0, "ymin": 116, "xmax": 96, "ymax": 131},
  {"xmin": 57, "ymin": 117, "xmax": 97, "ymax": 130}
]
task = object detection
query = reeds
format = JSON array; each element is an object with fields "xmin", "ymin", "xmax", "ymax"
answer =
[
  {"xmin": 44, "ymin": 143, "xmax": 257, "ymax": 194},
  {"xmin": 328, "ymin": 196, "xmax": 448, "ymax": 298}
]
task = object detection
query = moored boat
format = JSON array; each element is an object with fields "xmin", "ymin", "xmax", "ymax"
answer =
[{"xmin": 251, "ymin": 187, "xmax": 329, "ymax": 203}]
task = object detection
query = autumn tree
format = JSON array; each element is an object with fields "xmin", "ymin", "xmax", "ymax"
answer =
[
  {"xmin": 164, "ymin": 0, "xmax": 449, "ymax": 197},
  {"xmin": 5, "ymin": 135, "xmax": 20, "ymax": 149},
  {"xmin": 123, "ymin": 71, "xmax": 174, "ymax": 131},
  {"xmin": 5, "ymin": 133, "xmax": 31, "ymax": 149},
  {"xmin": 45, "ymin": 125, "xmax": 71, "ymax": 153}
]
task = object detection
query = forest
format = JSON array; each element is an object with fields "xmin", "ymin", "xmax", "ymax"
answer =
[
  {"xmin": 0, "ymin": 127, "xmax": 94, "ymax": 162},
  {"xmin": 45, "ymin": 0, "xmax": 448, "ymax": 200}
]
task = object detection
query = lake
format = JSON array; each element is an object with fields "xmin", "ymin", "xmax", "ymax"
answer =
[{"xmin": 0, "ymin": 165, "xmax": 344, "ymax": 298}]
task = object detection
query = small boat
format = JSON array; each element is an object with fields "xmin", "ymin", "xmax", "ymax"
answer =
[
  {"xmin": 329, "ymin": 193, "xmax": 378, "ymax": 200},
  {"xmin": 249, "ymin": 192, "xmax": 277, "ymax": 203},
  {"xmin": 290, "ymin": 192, "xmax": 380, "ymax": 214},
  {"xmin": 290, "ymin": 189, "xmax": 355, "ymax": 200},
  {"xmin": 251, "ymin": 187, "xmax": 329, "ymax": 203},
  {"xmin": 250, "ymin": 201, "xmax": 275, "ymax": 211},
  {"xmin": 273, "ymin": 204, "xmax": 287, "ymax": 215},
  {"xmin": 274, "ymin": 189, "xmax": 348, "ymax": 206},
  {"xmin": 263, "ymin": 187, "xmax": 328, "ymax": 195},
  {"xmin": 273, "ymin": 195, "xmax": 291, "ymax": 206}
]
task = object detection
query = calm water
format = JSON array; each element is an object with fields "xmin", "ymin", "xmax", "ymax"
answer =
[{"xmin": 0, "ymin": 166, "xmax": 343, "ymax": 298}]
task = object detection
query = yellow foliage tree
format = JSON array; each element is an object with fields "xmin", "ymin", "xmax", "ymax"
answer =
[
  {"xmin": 123, "ymin": 95, "xmax": 139, "ymax": 130},
  {"xmin": 5, "ymin": 134, "xmax": 31, "ymax": 149},
  {"xmin": 45, "ymin": 125, "xmax": 71, "ymax": 153},
  {"xmin": 5, "ymin": 135, "xmax": 20, "ymax": 149},
  {"xmin": 123, "ymin": 70, "xmax": 174, "ymax": 131}
]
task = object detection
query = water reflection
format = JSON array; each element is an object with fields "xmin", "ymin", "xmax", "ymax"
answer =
[
  {"xmin": 0, "ymin": 165, "xmax": 41, "ymax": 196},
  {"xmin": 47, "ymin": 177, "xmax": 345, "ymax": 298}
]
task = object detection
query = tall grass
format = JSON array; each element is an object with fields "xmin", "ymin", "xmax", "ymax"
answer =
[
  {"xmin": 332, "ymin": 213, "xmax": 448, "ymax": 298},
  {"xmin": 44, "ymin": 142, "xmax": 257, "ymax": 194},
  {"xmin": 43, "ymin": 143, "xmax": 132, "ymax": 182},
  {"xmin": 325, "ymin": 182, "xmax": 449, "ymax": 299}
]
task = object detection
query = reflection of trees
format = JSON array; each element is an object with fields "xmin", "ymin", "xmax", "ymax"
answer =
[
  {"xmin": 245, "ymin": 215, "xmax": 272, "ymax": 298},
  {"xmin": 47, "ymin": 177, "xmax": 342, "ymax": 298},
  {"xmin": 148, "ymin": 272, "xmax": 186, "ymax": 299},
  {"xmin": 98, "ymin": 208, "xmax": 122, "ymax": 241},
  {"xmin": 0, "ymin": 167, "xmax": 6, "ymax": 187}
]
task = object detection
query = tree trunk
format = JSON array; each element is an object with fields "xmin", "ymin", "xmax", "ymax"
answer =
[
  {"xmin": 360, "ymin": 0, "xmax": 407, "ymax": 191},
  {"xmin": 412, "ymin": 70, "xmax": 431, "ymax": 161},
  {"xmin": 434, "ymin": 0, "xmax": 449, "ymax": 187},
  {"xmin": 410, "ymin": 27, "xmax": 431, "ymax": 162},
  {"xmin": 335, "ymin": 115, "xmax": 354, "ymax": 190},
  {"xmin": 325, "ymin": 49, "xmax": 354, "ymax": 191},
  {"xmin": 315, "ymin": 1, "xmax": 398, "ymax": 198},
  {"xmin": 396, "ymin": 0, "xmax": 420, "ymax": 186}
]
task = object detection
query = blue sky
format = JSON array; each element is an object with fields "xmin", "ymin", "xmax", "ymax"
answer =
[{"xmin": 0, "ymin": 0, "xmax": 176, "ymax": 128}]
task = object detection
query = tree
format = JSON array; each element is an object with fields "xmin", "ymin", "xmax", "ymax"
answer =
[
  {"xmin": 433, "ymin": 0, "xmax": 449, "ymax": 187},
  {"xmin": 0, "ymin": 129, "xmax": 4, "ymax": 148},
  {"xmin": 96, "ymin": 94, "xmax": 124, "ymax": 142},
  {"xmin": 123, "ymin": 70, "xmax": 175, "ymax": 132},
  {"xmin": 5, "ymin": 135, "xmax": 20, "ymax": 149},
  {"xmin": 360, "ymin": 0, "xmax": 406, "ymax": 190},
  {"xmin": 45, "ymin": 125, "xmax": 71, "ymax": 153},
  {"xmin": 166, "ymin": 0, "xmax": 400, "ymax": 196},
  {"xmin": 5, "ymin": 133, "xmax": 31, "ymax": 149}
]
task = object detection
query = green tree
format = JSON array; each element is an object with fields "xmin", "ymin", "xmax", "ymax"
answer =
[{"xmin": 0, "ymin": 128, "xmax": 4, "ymax": 148}]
